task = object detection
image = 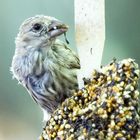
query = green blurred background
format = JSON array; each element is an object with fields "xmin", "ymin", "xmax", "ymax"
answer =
[{"xmin": 0, "ymin": 0, "xmax": 140, "ymax": 140}]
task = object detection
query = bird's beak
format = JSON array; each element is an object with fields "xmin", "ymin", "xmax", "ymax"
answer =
[{"xmin": 47, "ymin": 20, "xmax": 69, "ymax": 38}]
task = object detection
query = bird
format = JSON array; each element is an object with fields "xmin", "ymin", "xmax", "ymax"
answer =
[{"xmin": 11, "ymin": 15, "xmax": 80, "ymax": 121}]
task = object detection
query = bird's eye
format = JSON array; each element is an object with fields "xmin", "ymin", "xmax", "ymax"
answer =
[{"xmin": 33, "ymin": 23, "xmax": 42, "ymax": 31}]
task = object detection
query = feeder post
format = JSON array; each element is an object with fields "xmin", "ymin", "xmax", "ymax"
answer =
[{"xmin": 75, "ymin": 0, "xmax": 105, "ymax": 87}]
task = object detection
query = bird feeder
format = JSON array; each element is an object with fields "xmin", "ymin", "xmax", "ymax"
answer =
[{"xmin": 40, "ymin": 1, "xmax": 140, "ymax": 140}]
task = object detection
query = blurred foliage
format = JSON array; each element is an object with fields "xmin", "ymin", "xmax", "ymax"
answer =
[
  {"xmin": 0, "ymin": 0, "xmax": 140, "ymax": 140},
  {"xmin": 103, "ymin": 0, "xmax": 140, "ymax": 65}
]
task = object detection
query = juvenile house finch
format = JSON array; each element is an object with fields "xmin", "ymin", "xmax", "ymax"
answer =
[{"xmin": 11, "ymin": 15, "xmax": 80, "ymax": 121}]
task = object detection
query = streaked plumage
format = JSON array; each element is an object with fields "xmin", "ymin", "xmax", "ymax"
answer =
[{"xmin": 11, "ymin": 15, "xmax": 80, "ymax": 121}]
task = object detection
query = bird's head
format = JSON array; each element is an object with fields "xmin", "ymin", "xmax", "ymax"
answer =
[{"xmin": 16, "ymin": 15, "xmax": 68, "ymax": 48}]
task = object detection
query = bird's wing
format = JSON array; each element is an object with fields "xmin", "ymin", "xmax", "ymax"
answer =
[{"xmin": 52, "ymin": 40, "xmax": 80, "ymax": 69}]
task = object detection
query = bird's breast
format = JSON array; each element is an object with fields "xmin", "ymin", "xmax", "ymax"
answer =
[{"xmin": 12, "ymin": 47, "xmax": 46, "ymax": 82}]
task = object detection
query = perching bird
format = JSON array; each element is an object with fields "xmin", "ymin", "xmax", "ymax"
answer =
[{"xmin": 11, "ymin": 15, "xmax": 80, "ymax": 121}]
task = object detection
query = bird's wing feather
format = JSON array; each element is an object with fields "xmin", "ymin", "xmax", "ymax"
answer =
[{"xmin": 52, "ymin": 40, "xmax": 80, "ymax": 69}]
